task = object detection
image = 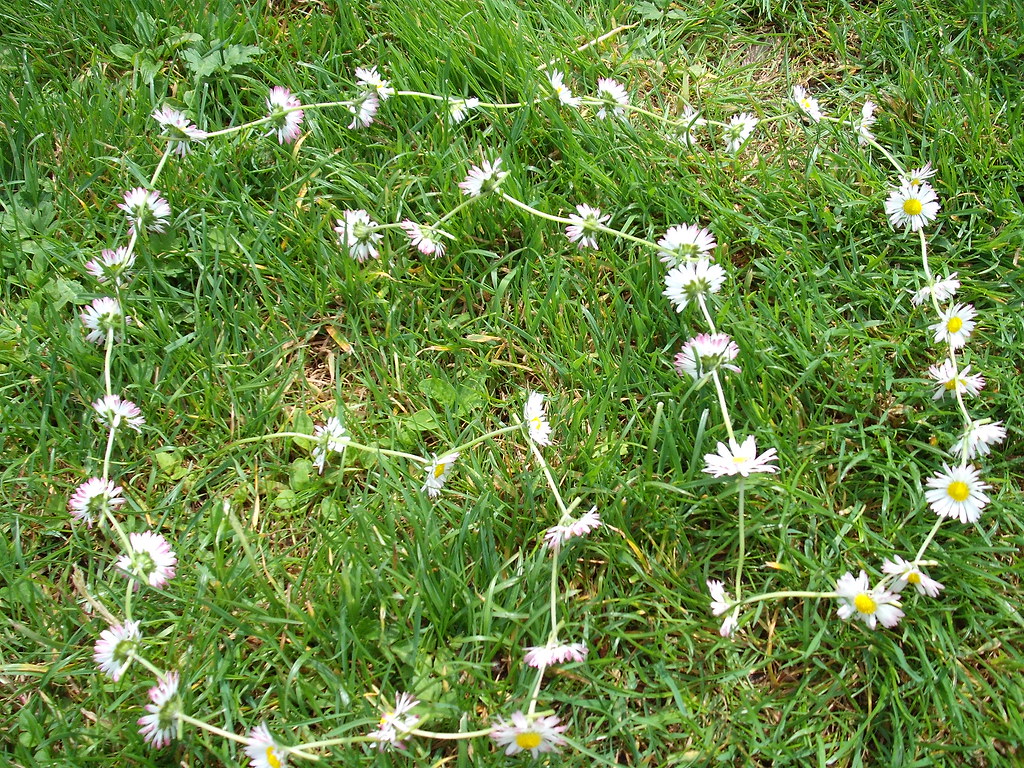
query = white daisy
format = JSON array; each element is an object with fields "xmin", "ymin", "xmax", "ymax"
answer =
[
  {"xmin": 117, "ymin": 531, "xmax": 177, "ymax": 590},
  {"xmin": 265, "ymin": 86, "xmax": 304, "ymax": 144},
  {"xmin": 595, "ymin": 77, "xmax": 629, "ymax": 120},
  {"xmin": 881, "ymin": 555, "xmax": 945, "ymax": 598},
  {"xmin": 137, "ymin": 672, "xmax": 181, "ymax": 748},
  {"xmin": 400, "ymin": 220, "xmax": 450, "ymax": 257},
  {"xmin": 69, "ymin": 477, "xmax": 125, "ymax": 527},
  {"xmin": 548, "ymin": 70, "xmax": 581, "ymax": 107},
  {"xmin": 85, "ymin": 246, "xmax": 136, "ymax": 287},
  {"xmin": 706, "ymin": 579, "xmax": 730, "ymax": 616},
  {"xmin": 899, "ymin": 162, "xmax": 936, "ymax": 187},
  {"xmin": 119, "ymin": 187, "xmax": 171, "ymax": 234},
  {"xmin": 723, "ymin": 113, "xmax": 758, "ymax": 153},
  {"xmin": 792, "ymin": 85, "xmax": 823, "ymax": 122},
  {"xmin": 491, "ymin": 711, "xmax": 566, "ymax": 758},
  {"xmin": 835, "ymin": 571, "xmax": 904, "ymax": 629},
  {"xmin": 885, "ymin": 182, "xmax": 940, "ymax": 231},
  {"xmin": 674, "ymin": 333, "xmax": 740, "ymax": 380},
  {"xmin": 447, "ymin": 97, "xmax": 480, "ymax": 124},
  {"xmin": 703, "ymin": 436, "xmax": 778, "ymax": 478},
  {"xmin": 355, "ymin": 66, "xmax": 394, "ymax": 99},
  {"xmin": 347, "ymin": 91, "xmax": 379, "ymax": 129},
  {"xmin": 93, "ymin": 394, "xmax": 145, "ymax": 432},
  {"xmin": 367, "ymin": 692, "xmax": 420, "ymax": 751},
  {"xmin": 311, "ymin": 417, "xmax": 350, "ymax": 473},
  {"xmin": 565, "ymin": 204, "xmax": 610, "ymax": 249},
  {"xmin": 94, "ymin": 620, "xmax": 141, "ymax": 680},
  {"xmin": 952, "ymin": 421, "xmax": 1006, "ymax": 460},
  {"xmin": 524, "ymin": 641, "xmax": 588, "ymax": 668},
  {"xmin": 458, "ymin": 158, "xmax": 507, "ymax": 197},
  {"xmin": 658, "ymin": 223, "xmax": 717, "ymax": 267},
  {"xmin": 334, "ymin": 209, "xmax": 383, "ymax": 262},
  {"xmin": 80, "ymin": 297, "xmax": 130, "ymax": 345},
  {"xmin": 930, "ymin": 302, "xmax": 976, "ymax": 349},
  {"xmin": 924, "ymin": 463, "xmax": 990, "ymax": 523},
  {"xmin": 524, "ymin": 391, "xmax": 552, "ymax": 445},
  {"xmin": 854, "ymin": 100, "xmax": 876, "ymax": 145},
  {"xmin": 543, "ymin": 506, "xmax": 601, "ymax": 550},
  {"xmin": 151, "ymin": 106, "xmax": 206, "ymax": 156},
  {"xmin": 911, "ymin": 273, "xmax": 959, "ymax": 305},
  {"xmin": 927, "ymin": 360, "xmax": 984, "ymax": 400},
  {"xmin": 421, "ymin": 452, "xmax": 460, "ymax": 498},
  {"xmin": 663, "ymin": 259, "xmax": 727, "ymax": 312},
  {"xmin": 245, "ymin": 722, "xmax": 290, "ymax": 768}
]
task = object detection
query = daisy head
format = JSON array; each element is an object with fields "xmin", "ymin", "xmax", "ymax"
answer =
[
  {"xmin": 265, "ymin": 86, "xmax": 304, "ymax": 144},
  {"xmin": 658, "ymin": 223, "xmax": 717, "ymax": 267},
  {"xmin": 930, "ymin": 302, "xmax": 976, "ymax": 349},
  {"xmin": 674, "ymin": 333, "xmax": 740, "ymax": 380},
  {"xmin": 723, "ymin": 113, "xmax": 758, "ymax": 153},
  {"xmin": 924, "ymin": 463, "xmax": 990, "ymax": 524},
  {"xmin": 447, "ymin": 96, "xmax": 480, "ymax": 124},
  {"xmin": 151, "ymin": 106, "xmax": 206, "ymax": 156},
  {"xmin": 137, "ymin": 671, "xmax": 181, "ymax": 748},
  {"xmin": 117, "ymin": 531, "xmax": 177, "ymax": 590},
  {"xmin": 707, "ymin": 579, "xmax": 731, "ymax": 616},
  {"xmin": 835, "ymin": 571, "xmax": 904, "ymax": 629},
  {"xmin": 245, "ymin": 722, "xmax": 290, "ymax": 768},
  {"xmin": 94, "ymin": 619, "xmax": 142, "ymax": 680},
  {"xmin": 663, "ymin": 259, "xmax": 727, "ymax": 312},
  {"xmin": 854, "ymin": 100, "xmax": 876, "ymax": 145},
  {"xmin": 311, "ymin": 417, "xmax": 350, "ymax": 474},
  {"xmin": 347, "ymin": 90, "xmax": 380, "ymax": 129},
  {"xmin": 69, "ymin": 477, "xmax": 125, "ymax": 527},
  {"xmin": 926, "ymin": 360, "xmax": 984, "ymax": 400},
  {"xmin": 912, "ymin": 273, "xmax": 959, "ymax": 306},
  {"xmin": 491, "ymin": 711, "xmax": 567, "ymax": 758},
  {"xmin": 92, "ymin": 394, "xmax": 145, "ymax": 432},
  {"xmin": 334, "ymin": 209, "xmax": 383, "ymax": 262},
  {"xmin": 85, "ymin": 246, "xmax": 136, "ymax": 287},
  {"xmin": 80, "ymin": 297, "xmax": 130, "ymax": 345},
  {"xmin": 899, "ymin": 162, "xmax": 936, "ymax": 187},
  {"xmin": 543, "ymin": 506, "xmax": 601, "ymax": 551},
  {"xmin": 565, "ymin": 204, "xmax": 610, "ymax": 250},
  {"xmin": 458, "ymin": 157, "xmax": 507, "ymax": 197},
  {"xmin": 703, "ymin": 435, "xmax": 778, "ymax": 478},
  {"xmin": 523, "ymin": 391, "xmax": 552, "ymax": 446},
  {"xmin": 422, "ymin": 452, "xmax": 460, "ymax": 498},
  {"xmin": 594, "ymin": 78, "xmax": 629, "ymax": 120},
  {"xmin": 953, "ymin": 420, "xmax": 1006, "ymax": 461},
  {"xmin": 524, "ymin": 641, "xmax": 588, "ymax": 668},
  {"xmin": 548, "ymin": 70, "xmax": 581, "ymax": 107},
  {"xmin": 792, "ymin": 85, "xmax": 823, "ymax": 122},
  {"xmin": 881, "ymin": 556, "xmax": 945, "ymax": 598},
  {"xmin": 119, "ymin": 187, "xmax": 171, "ymax": 234},
  {"xmin": 400, "ymin": 220, "xmax": 450, "ymax": 258},
  {"xmin": 367, "ymin": 692, "xmax": 420, "ymax": 751},
  {"xmin": 355, "ymin": 66, "xmax": 394, "ymax": 99},
  {"xmin": 885, "ymin": 182, "xmax": 940, "ymax": 231}
]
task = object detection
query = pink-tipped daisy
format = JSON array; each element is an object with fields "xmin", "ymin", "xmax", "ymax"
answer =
[
  {"xmin": 491, "ymin": 711, "xmax": 566, "ymax": 757},
  {"xmin": 543, "ymin": 506, "xmax": 602, "ymax": 550},
  {"xmin": 94, "ymin": 620, "xmax": 141, "ymax": 680},
  {"xmin": 355, "ymin": 66, "xmax": 394, "ymax": 99},
  {"xmin": 565, "ymin": 204, "xmax": 610, "ymax": 249},
  {"xmin": 92, "ymin": 394, "xmax": 145, "ymax": 432},
  {"xmin": 69, "ymin": 478, "xmax": 125, "ymax": 527},
  {"xmin": 119, "ymin": 187, "xmax": 171, "ymax": 234},
  {"xmin": 265, "ymin": 86, "xmax": 304, "ymax": 144},
  {"xmin": 400, "ymin": 220, "xmax": 450, "ymax": 257},
  {"xmin": 84, "ymin": 246, "xmax": 136, "ymax": 287},
  {"xmin": 245, "ymin": 722, "xmax": 290, "ymax": 768},
  {"xmin": 117, "ymin": 531, "xmax": 177, "ymax": 590},
  {"xmin": 658, "ymin": 224, "xmax": 717, "ymax": 267},
  {"xmin": 137, "ymin": 671, "xmax": 181, "ymax": 748},
  {"xmin": 151, "ymin": 106, "xmax": 206, "ymax": 156},
  {"xmin": 675, "ymin": 333, "xmax": 740, "ymax": 380},
  {"xmin": 80, "ymin": 297, "xmax": 130, "ymax": 345},
  {"xmin": 524, "ymin": 641, "xmax": 588, "ymax": 668},
  {"xmin": 458, "ymin": 157, "xmax": 507, "ymax": 197},
  {"xmin": 347, "ymin": 91, "xmax": 379, "ymax": 129}
]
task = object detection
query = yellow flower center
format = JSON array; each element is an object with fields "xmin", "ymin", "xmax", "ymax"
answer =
[
  {"xmin": 947, "ymin": 317, "xmax": 963, "ymax": 333},
  {"xmin": 266, "ymin": 747, "xmax": 282, "ymax": 768},
  {"xmin": 433, "ymin": 463, "xmax": 446, "ymax": 478},
  {"xmin": 515, "ymin": 731, "xmax": 542, "ymax": 750},
  {"xmin": 903, "ymin": 198, "xmax": 923, "ymax": 216},
  {"xmin": 944, "ymin": 379, "xmax": 957, "ymax": 390},
  {"xmin": 947, "ymin": 480, "xmax": 970, "ymax": 502},
  {"xmin": 907, "ymin": 572, "xmax": 922, "ymax": 584},
  {"xmin": 854, "ymin": 593, "xmax": 877, "ymax": 614},
  {"xmin": 731, "ymin": 456, "xmax": 748, "ymax": 464}
]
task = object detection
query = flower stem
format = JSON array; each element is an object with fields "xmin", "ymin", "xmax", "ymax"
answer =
[
  {"xmin": 528, "ymin": 440, "xmax": 570, "ymax": 518},
  {"xmin": 176, "ymin": 713, "xmax": 251, "ymax": 746},
  {"xmin": 735, "ymin": 479, "xmax": 746, "ymax": 605},
  {"xmin": 710, "ymin": 370, "xmax": 736, "ymax": 444},
  {"xmin": 149, "ymin": 144, "xmax": 173, "ymax": 188},
  {"xmin": 914, "ymin": 516, "xmax": 945, "ymax": 562},
  {"xmin": 449, "ymin": 423, "xmax": 524, "ymax": 455},
  {"xmin": 103, "ymin": 328, "xmax": 115, "ymax": 398}
]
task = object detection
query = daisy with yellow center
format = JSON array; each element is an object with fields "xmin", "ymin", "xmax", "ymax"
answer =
[
  {"xmin": 835, "ymin": 571, "xmax": 904, "ymax": 629},
  {"xmin": 924, "ymin": 463, "xmax": 990, "ymax": 523},
  {"xmin": 245, "ymin": 723, "xmax": 289, "ymax": 768},
  {"xmin": 702, "ymin": 436, "xmax": 778, "ymax": 478},
  {"xmin": 421, "ymin": 452, "xmax": 460, "ymax": 498},
  {"xmin": 930, "ymin": 303, "xmax": 977, "ymax": 349},
  {"xmin": 885, "ymin": 181, "xmax": 940, "ymax": 231},
  {"xmin": 882, "ymin": 556, "xmax": 945, "ymax": 597},
  {"xmin": 491, "ymin": 711, "xmax": 566, "ymax": 757}
]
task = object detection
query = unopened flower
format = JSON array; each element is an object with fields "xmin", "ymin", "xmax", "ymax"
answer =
[
  {"xmin": 885, "ymin": 182, "xmax": 940, "ymax": 231},
  {"xmin": 85, "ymin": 246, "xmax": 136, "ymax": 287},
  {"xmin": 543, "ymin": 506, "xmax": 601, "ymax": 550},
  {"xmin": 246, "ymin": 722, "xmax": 290, "ymax": 768},
  {"xmin": 422, "ymin": 452, "xmax": 460, "ymax": 498},
  {"xmin": 548, "ymin": 70, "xmax": 581, "ymax": 107},
  {"xmin": 117, "ymin": 531, "xmax": 177, "ymax": 590},
  {"xmin": 524, "ymin": 391, "xmax": 552, "ymax": 445},
  {"xmin": 524, "ymin": 641, "xmax": 588, "ymax": 668},
  {"xmin": 119, "ymin": 187, "xmax": 171, "ymax": 234},
  {"xmin": 854, "ymin": 100, "xmax": 876, "ymax": 145},
  {"xmin": 835, "ymin": 571, "xmax": 903, "ymax": 629},
  {"xmin": 703, "ymin": 436, "xmax": 778, "ymax": 478},
  {"xmin": 355, "ymin": 66, "xmax": 394, "ymax": 99},
  {"xmin": 927, "ymin": 360, "xmax": 984, "ymax": 400},
  {"xmin": 69, "ymin": 478, "xmax": 125, "ymax": 527},
  {"xmin": 792, "ymin": 85, "xmax": 823, "ymax": 122},
  {"xmin": 899, "ymin": 162, "xmax": 936, "ymax": 187},
  {"xmin": 137, "ymin": 671, "xmax": 181, "ymax": 748},
  {"xmin": 447, "ymin": 97, "xmax": 480, "ymax": 124},
  {"xmin": 400, "ymin": 220, "xmax": 450, "ymax": 257},
  {"xmin": 953, "ymin": 420, "xmax": 1006, "ymax": 460},
  {"xmin": 595, "ymin": 78, "xmax": 629, "ymax": 120},
  {"xmin": 924, "ymin": 463, "xmax": 990, "ymax": 523},
  {"xmin": 93, "ymin": 394, "xmax": 145, "ymax": 432},
  {"xmin": 151, "ymin": 106, "xmax": 206, "ymax": 156},
  {"xmin": 94, "ymin": 620, "xmax": 141, "ymax": 680},
  {"xmin": 491, "ymin": 711, "xmax": 566, "ymax": 758},
  {"xmin": 912, "ymin": 273, "xmax": 959, "ymax": 305},
  {"xmin": 80, "ymin": 297, "xmax": 130, "ymax": 345},
  {"xmin": 930, "ymin": 302, "xmax": 976, "ymax": 349},
  {"xmin": 882, "ymin": 556, "xmax": 944, "ymax": 597},
  {"xmin": 265, "ymin": 86, "xmax": 304, "ymax": 144},
  {"xmin": 675, "ymin": 333, "xmax": 740, "ymax": 379},
  {"xmin": 367, "ymin": 692, "xmax": 420, "ymax": 751},
  {"xmin": 658, "ymin": 224, "xmax": 717, "ymax": 267},
  {"xmin": 458, "ymin": 158, "xmax": 507, "ymax": 197},
  {"xmin": 663, "ymin": 259, "xmax": 727, "ymax": 312},
  {"xmin": 311, "ymin": 417, "xmax": 350, "ymax": 473},
  {"xmin": 565, "ymin": 204, "xmax": 610, "ymax": 249},
  {"xmin": 347, "ymin": 91, "xmax": 379, "ymax": 129},
  {"xmin": 707, "ymin": 581, "xmax": 738, "ymax": 636},
  {"xmin": 335, "ymin": 209, "xmax": 383, "ymax": 262},
  {"xmin": 723, "ymin": 113, "xmax": 758, "ymax": 153}
]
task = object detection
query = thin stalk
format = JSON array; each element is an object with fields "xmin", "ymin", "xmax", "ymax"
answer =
[
  {"xmin": 735, "ymin": 479, "xmax": 746, "ymax": 604},
  {"xmin": 710, "ymin": 370, "xmax": 736, "ymax": 444},
  {"xmin": 915, "ymin": 516, "xmax": 945, "ymax": 562},
  {"xmin": 103, "ymin": 328, "xmax": 114, "ymax": 397},
  {"xmin": 528, "ymin": 440, "xmax": 570, "ymax": 518},
  {"xmin": 696, "ymin": 294, "xmax": 717, "ymax": 334}
]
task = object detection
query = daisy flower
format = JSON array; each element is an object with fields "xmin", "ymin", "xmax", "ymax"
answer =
[
  {"xmin": 547, "ymin": 70, "xmax": 581, "ymax": 107},
  {"xmin": 854, "ymin": 100, "xmax": 876, "ymax": 145},
  {"xmin": 885, "ymin": 182, "xmax": 940, "ymax": 231},
  {"xmin": 792, "ymin": 85, "xmax": 823, "ymax": 122},
  {"xmin": 119, "ymin": 187, "xmax": 171, "ymax": 234},
  {"xmin": 670, "ymin": 105, "xmax": 705, "ymax": 146},
  {"xmin": 927, "ymin": 360, "xmax": 984, "ymax": 400},
  {"xmin": 594, "ymin": 77, "xmax": 629, "ymax": 120},
  {"xmin": 93, "ymin": 394, "xmax": 145, "ymax": 432},
  {"xmin": 953, "ymin": 420, "xmax": 1006, "ymax": 460},
  {"xmin": 80, "ymin": 297, "xmax": 130, "ymax": 345},
  {"xmin": 882, "ymin": 556, "xmax": 945, "ymax": 598},
  {"xmin": 491, "ymin": 711, "xmax": 566, "ymax": 758},
  {"xmin": 703, "ymin": 436, "xmax": 778, "ymax": 478},
  {"xmin": 265, "ymin": 86, "xmax": 304, "ymax": 144},
  {"xmin": 924, "ymin": 463, "xmax": 990, "ymax": 523},
  {"xmin": 246, "ymin": 722, "xmax": 290, "ymax": 768},
  {"xmin": 912, "ymin": 273, "xmax": 960, "ymax": 305},
  {"xmin": 151, "ymin": 106, "xmax": 206, "ymax": 156},
  {"xmin": 367, "ymin": 692, "xmax": 420, "ymax": 751},
  {"xmin": 524, "ymin": 391, "xmax": 552, "ymax": 445},
  {"xmin": 69, "ymin": 477, "xmax": 125, "ymax": 527},
  {"xmin": 543, "ymin": 506, "xmax": 602, "ymax": 551},
  {"xmin": 458, "ymin": 158, "xmax": 507, "ymax": 197},
  {"xmin": 355, "ymin": 66, "xmax": 394, "ymax": 99},
  {"xmin": 658, "ymin": 223, "xmax": 717, "ymax": 267},
  {"xmin": 401, "ymin": 220, "xmax": 450, "ymax": 257},
  {"xmin": 137, "ymin": 672, "xmax": 181, "ymax": 748},
  {"xmin": 930, "ymin": 302, "xmax": 976, "ymax": 349},
  {"xmin": 421, "ymin": 452, "xmax": 460, "ymax": 498},
  {"xmin": 524, "ymin": 641, "xmax": 588, "ymax": 668},
  {"xmin": 565, "ymin": 204, "xmax": 610, "ymax": 249},
  {"xmin": 835, "ymin": 571, "xmax": 904, "ymax": 629},
  {"xmin": 723, "ymin": 113, "xmax": 758, "ymax": 153},
  {"xmin": 117, "ymin": 531, "xmax": 177, "ymax": 590},
  {"xmin": 334, "ymin": 209, "xmax": 383, "ymax": 262},
  {"xmin": 311, "ymin": 417, "xmax": 350, "ymax": 474},
  {"xmin": 347, "ymin": 91, "xmax": 379, "ymax": 129},
  {"xmin": 663, "ymin": 259, "xmax": 727, "ymax": 312},
  {"xmin": 899, "ymin": 162, "xmax": 936, "ymax": 187},
  {"xmin": 674, "ymin": 333, "xmax": 740, "ymax": 380},
  {"xmin": 94, "ymin": 620, "xmax": 141, "ymax": 680},
  {"xmin": 85, "ymin": 246, "xmax": 136, "ymax": 287},
  {"xmin": 706, "ymin": 580, "xmax": 738, "ymax": 635},
  {"xmin": 447, "ymin": 96, "xmax": 480, "ymax": 124}
]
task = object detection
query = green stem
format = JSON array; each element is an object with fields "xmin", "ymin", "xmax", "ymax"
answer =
[
  {"xmin": 176, "ymin": 713, "xmax": 251, "ymax": 746},
  {"xmin": 914, "ymin": 516, "xmax": 945, "ymax": 563},
  {"xmin": 437, "ymin": 195, "xmax": 481, "ymax": 224},
  {"xmin": 500, "ymin": 192, "xmax": 574, "ymax": 225},
  {"xmin": 697, "ymin": 294, "xmax": 717, "ymax": 334},
  {"xmin": 863, "ymin": 136, "xmax": 905, "ymax": 176},
  {"xmin": 731, "ymin": 589, "xmax": 838, "ymax": 611},
  {"xmin": 408, "ymin": 725, "xmax": 496, "ymax": 740},
  {"xmin": 710, "ymin": 370, "xmax": 736, "ymax": 444},
  {"xmin": 149, "ymin": 144, "xmax": 173, "ymax": 188},
  {"xmin": 103, "ymin": 328, "xmax": 114, "ymax": 397},
  {"xmin": 735, "ymin": 479, "xmax": 746, "ymax": 604},
  {"xmin": 528, "ymin": 440, "xmax": 570, "ymax": 518},
  {"xmin": 449, "ymin": 423, "xmax": 524, "ymax": 455}
]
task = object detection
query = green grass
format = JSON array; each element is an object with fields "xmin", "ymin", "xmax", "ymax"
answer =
[{"xmin": 2, "ymin": 0, "xmax": 1024, "ymax": 765}]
